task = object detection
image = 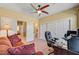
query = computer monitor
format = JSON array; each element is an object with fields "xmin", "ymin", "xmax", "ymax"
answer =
[{"xmin": 66, "ymin": 30, "xmax": 77, "ymax": 37}]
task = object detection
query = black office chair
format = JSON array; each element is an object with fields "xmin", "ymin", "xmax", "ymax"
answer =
[{"xmin": 45, "ymin": 31, "xmax": 58, "ymax": 47}]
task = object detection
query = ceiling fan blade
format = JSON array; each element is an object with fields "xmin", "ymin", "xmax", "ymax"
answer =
[
  {"xmin": 30, "ymin": 12, "xmax": 37, "ymax": 14},
  {"xmin": 42, "ymin": 11, "xmax": 48, "ymax": 14},
  {"xmin": 30, "ymin": 4, "xmax": 37, "ymax": 10},
  {"xmin": 40, "ymin": 5, "xmax": 49, "ymax": 10}
]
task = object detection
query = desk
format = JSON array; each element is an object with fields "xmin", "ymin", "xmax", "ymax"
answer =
[{"xmin": 49, "ymin": 45, "xmax": 79, "ymax": 55}]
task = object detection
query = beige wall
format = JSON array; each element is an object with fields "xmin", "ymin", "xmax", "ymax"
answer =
[
  {"xmin": 0, "ymin": 7, "xmax": 38, "ymax": 22},
  {"xmin": 39, "ymin": 8, "xmax": 77, "ymax": 30},
  {"xmin": 0, "ymin": 7, "xmax": 39, "ymax": 42}
]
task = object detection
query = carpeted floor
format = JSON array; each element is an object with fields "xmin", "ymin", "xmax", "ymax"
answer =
[
  {"xmin": 27, "ymin": 38, "xmax": 54, "ymax": 55},
  {"xmin": 34, "ymin": 39, "xmax": 54, "ymax": 55}
]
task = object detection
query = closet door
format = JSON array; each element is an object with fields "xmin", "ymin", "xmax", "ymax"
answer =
[
  {"xmin": 47, "ymin": 21, "xmax": 57, "ymax": 38},
  {"xmin": 56, "ymin": 20, "xmax": 64, "ymax": 38},
  {"xmin": 63, "ymin": 19, "xmax": 70, "ymax": 35},
  {"xmin": 27, "ymin": 22, "xmax": 34, "ymax": 42},
  {"xmin": 56, "ymin": 19, "xmax": 69, "ymax": 38},
  {"xmin": 40, "ymin": 19, "xmax": 70, "ymax": 39}
]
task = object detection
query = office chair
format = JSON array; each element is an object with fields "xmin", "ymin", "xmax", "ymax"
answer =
[{"xmin": 45, "ymin": 31, "xmax": 58, "ymax": 47}]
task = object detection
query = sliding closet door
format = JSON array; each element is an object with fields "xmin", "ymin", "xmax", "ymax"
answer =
[
  {"xmin": 63, "ymin": 19, "xmax": 70, "ymax": 35},
  {"xmin": 56, "ymin": 20, "xmax": 64, "ymax": 38},
  {"xmin": 27, "ymin": 22, "xmax": 34, "ymax": 42},
  {"xmin": 40, "ymin": 19, "xmax": 70, "ymax": 40},
  {"xmin": 56, "ymin": 19, "xmax": 69, "ymax": 38},
  {"xmin": 56, "ymin": 20, "xmax": 62, "ymax": 38},
  {"xmin": 47, "ymin": 21, "xmax": 57, "ymax": 38}
]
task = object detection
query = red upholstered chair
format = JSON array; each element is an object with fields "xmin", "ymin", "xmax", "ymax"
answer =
[
  {"xmin": 7, "ymin": 34, "xmax": 44, "ymax": 55},
  {"xmin": 8, "ymin": 43, "xmax": 44, "ymax": 55},
  {"xmin": 0, "ymin": 37, "xmax": 12, "ymax": 55}
]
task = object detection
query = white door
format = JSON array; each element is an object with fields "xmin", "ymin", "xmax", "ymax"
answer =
[
  {"xmin": 56, "ymin": 19, "xmax": 69, "ymax": 38},
  {"xmin": 47, "ymin": 21, "xmax": 57, "ymax": 38},
  {"xmin": 40, "ymin": 19, "xmax": 70, "ymax": 39},
  {"xmin": 56, "ymin": 20, "xmax": 64, "ymax": 38},
  {"xmin": 63, "ymin": 19, "xmax": 70, "ymax": 35}
]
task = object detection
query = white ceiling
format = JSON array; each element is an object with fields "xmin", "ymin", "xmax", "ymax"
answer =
[{"xmin": 0, "ymin": 3, "xmax": 78, "ymax": 19}]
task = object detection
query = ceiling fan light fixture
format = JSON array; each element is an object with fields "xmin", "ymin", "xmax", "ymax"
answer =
[
  {"xmin": 37, "ymin": 10, "xmax": 42, "ymax": 14},
  {"xmin": 31, "ymin": 4, "xmax": 50, "ymax": 16}
]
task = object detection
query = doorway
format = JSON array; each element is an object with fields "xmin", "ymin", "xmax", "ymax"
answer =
[{"xmin": 17, "ymin": 21, "xmax": 26, "ymax": 38}]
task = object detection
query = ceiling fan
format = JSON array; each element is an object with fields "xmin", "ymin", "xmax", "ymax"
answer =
[{"xmin": 31, "ymin": 4, "xmax": 50, "ymax": 16}]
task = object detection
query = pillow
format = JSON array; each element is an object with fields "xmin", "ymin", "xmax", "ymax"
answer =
[
  {"xmin": 15, "ymin": 41, "xmax": 24, "ymax": 47},
  {"xmin": 8, "ymin": 34, "xmax": 21, "ymax": 46},
  {"xmin": 8, "ymin": 43, "xmax": 35, "ymax": 55}
]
